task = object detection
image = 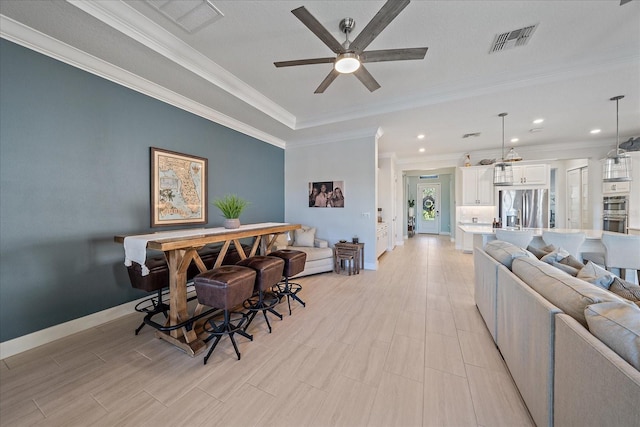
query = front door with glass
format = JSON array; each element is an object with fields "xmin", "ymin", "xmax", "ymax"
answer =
[{"xmin": 417, "ymin": 183, "xmax": 440, "ymax": 234}]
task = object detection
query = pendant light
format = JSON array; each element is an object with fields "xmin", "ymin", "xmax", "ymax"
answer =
[
  {"xmin": 603, "ymin": 95, "xmax": 632, "ymax": 182},
  {"xmin": 494, "ymin": 112, "xmax": 513, "ymax": 186}
]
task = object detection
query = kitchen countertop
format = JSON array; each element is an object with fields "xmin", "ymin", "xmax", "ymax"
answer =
[{"xmin": 458, "ymin": 225, "xmax": 603, "ymax": 240}]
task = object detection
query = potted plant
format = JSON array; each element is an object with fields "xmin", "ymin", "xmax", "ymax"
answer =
[
  {"xmin": 212, "ymin": 194, "xmax": 249, "ymax": 229},
  {"xmin": 408, "ymin": 199, "xmax": 415, "ymax": 217}
]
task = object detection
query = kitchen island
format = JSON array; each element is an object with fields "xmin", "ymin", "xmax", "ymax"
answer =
[{"xmin": 458, "ymin": 225, "xmax": 604, "ymax": 254}]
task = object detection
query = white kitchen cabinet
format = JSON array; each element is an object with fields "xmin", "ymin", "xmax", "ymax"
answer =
[
  {"xmin": 512, "ymin": 164, "xmax": 549, "ymax": 186},
  {"xmin": 602, "ymin": 181, "xmax": 630, "ymax": 194},
  {"xmin": 458, "ymin": 226, "xmax": 474, "ymax": 253},
  {"xmin": 460, "ymin": 166, "xmax": 494, "ymax": 205},
  {"xmin": 376, "ymin": 223, "xmax": 388, "ymax": 258}
]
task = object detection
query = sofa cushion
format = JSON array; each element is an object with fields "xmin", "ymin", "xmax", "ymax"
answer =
[
  {"xmin": 608, "ymin": 277, "xmax": 640, "ymax": 305},
  {"xmin": 293, "ymin": 226, "xmax": 316, "ymax": 247},
  {"xmin": 559, "ymin": 254, "xmax": 585, "ymax": 270},
  {"xmin": 289, "ymin": 246, "xmax": 333, "ymax": 262},
  {"xmin": 485, "ymin": 240, "xmax": 533, "ymax": 270},
  {"xmin": 585, "ymin": 302, "xmax": 640, "ymax": 371},
  {"xmin": 273, "ymin": 232, "xmax": 290, "ymax": 249},
  {"xmin": 578, "ymin": 261, "xmax": 616, "ymax": 289},
  {"xmin": 512, "ymin": 257, "xmax": 631, "ymax": 327}
]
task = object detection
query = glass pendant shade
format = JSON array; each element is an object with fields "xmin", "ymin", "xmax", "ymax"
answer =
[
  {"xmin": 603, "ymin": 149, "xmax": 632, "ymax": 182},
  {"xmin": 494, "ymin": 112, "xmax": 514, "ymax": 186},
  {"xmin": 494, "ymin": 161, "xmax": 514, "ymax": 186},
  {"xmin": 603, "ymin": 95, "xmax": 632, "ymax": 182}
]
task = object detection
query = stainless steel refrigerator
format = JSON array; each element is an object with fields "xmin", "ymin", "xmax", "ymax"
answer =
[{"xmin": 499, "ymin": 189, "xmax": 549, "ymax": 228}]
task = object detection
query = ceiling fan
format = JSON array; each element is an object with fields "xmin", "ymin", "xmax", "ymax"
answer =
[{"xmin": 274, "ymin": 0, "xmax": 428, "ymax": 93}]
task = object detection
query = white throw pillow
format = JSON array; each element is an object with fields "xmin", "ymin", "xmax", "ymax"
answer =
[
  {"xmin": 273, "ymin": 232, "xmax": 290, "ymax": 249},
  {"xmin": 578, "ymin": 261, "xmax": 616, "ymax": 289},
  {"xmin": 294, "ymin": 226, "xmax": 316, "ymax": 247}
]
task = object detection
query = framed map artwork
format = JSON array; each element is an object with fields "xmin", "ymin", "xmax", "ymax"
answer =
[{"xmin": 150, "ymin": 147, "xmax": 208, "ymax": 227}]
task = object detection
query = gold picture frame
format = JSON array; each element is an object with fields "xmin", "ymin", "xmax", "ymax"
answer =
[{"xmin": 150, "ymin": 147, "xmax": 208, "ymax": 227}]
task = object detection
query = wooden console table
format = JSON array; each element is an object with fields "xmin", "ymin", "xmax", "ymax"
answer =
[{"xmin": 115, "ymin": 222, "xmax": 300, "ymax": 356}]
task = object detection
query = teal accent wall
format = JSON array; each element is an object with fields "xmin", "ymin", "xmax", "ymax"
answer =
[{"xmin": 0, "ymin": 39, "xmax": 284, "ymax": 342}]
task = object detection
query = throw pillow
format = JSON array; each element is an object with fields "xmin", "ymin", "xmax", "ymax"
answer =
[
  {"xmin": 585, "ymin": 302, "xmax": 640, "ymax": 371},
  {"xmin": 608, "ymin": 277, "xmax": 640, "ymax": 303},
  {"xmin": 274, "ymin": 232, "xmax": 290, "ymax": 249},
  {"xmin": 527, "ymin": 244, "xmax": 555, "ymax": 259},
  {"xmin": 559, "ymin": 255, "xmax": 585, "ymax": 270},
  {"xmin": 578, "ymin": 261, "xmax": 616, "ymax": 289},
  {"xmin": 540, "ymin": 247, "xmax": 571, "ymax": 264},
  {"xmin": 294, "ymin": 226, "xmax": 316, "ymax": 247},
  {"xmin": 552, "ymin": 262, "xmax": 580, "ymax": 277}
]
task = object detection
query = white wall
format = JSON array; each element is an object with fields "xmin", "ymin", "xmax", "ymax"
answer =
[
  {"xmin": 378, "ymin": 155, "xmax": 396, "ymax": 252},
  {"xmin": 285, "ymin": 131, "xmax": 380, "ymax": 269}
]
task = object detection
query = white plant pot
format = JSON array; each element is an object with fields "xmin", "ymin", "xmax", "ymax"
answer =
[
  {"xmin": 223, "ymin": 218, "xmax": 240, "ymax": 229},
  {"xmin": 409, "ymin": 207, "xmax": 415, "ymax": 217}
]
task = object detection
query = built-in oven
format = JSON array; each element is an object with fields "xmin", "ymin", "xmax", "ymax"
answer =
[
  {"xmin": 603, "ymin": 215, "xmax": 627, "ymax": 233},
  {"xmin": 603, "ymin": 195, "xmax": 628, "ymax": 233}
]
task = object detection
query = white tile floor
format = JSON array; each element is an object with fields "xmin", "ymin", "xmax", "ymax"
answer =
[{"xmin": 0, "ymin": 235, "xmax": 534, "ymax": 426}]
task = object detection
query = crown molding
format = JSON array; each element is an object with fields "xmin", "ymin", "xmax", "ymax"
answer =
[
  {"xmin": 0, "ymin": 15, "xmax": 286, "ymax": 149},
  {"xmin": 286, "ymin": 127, "xmax": 382, "ymax": 149},
  {"xmin": 67, "ymin": 0, "xmax": 296, "ymax": 129},
  {"xmin": 295, "ymin": 53, "xmax": 640, "ymax": 131}
]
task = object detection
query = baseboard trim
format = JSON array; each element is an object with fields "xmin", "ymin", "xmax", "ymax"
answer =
[{"xmin": 0, "ymin": 286, "xmax": 192, "ymax": 360}]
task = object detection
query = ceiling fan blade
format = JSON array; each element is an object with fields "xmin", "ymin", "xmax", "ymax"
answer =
[
  {"xmin": 291, "ymin": 6, "xmax": 344, "ymax": 54},
  {"xmin": 274, "ymin": 57, "xmax": 335, "ymax": 67},
  {"xmin": 349, "ymin": 0, "xmax": 411, "ymax": 52},
  {"xmin": 353, "ymin": 65, "xmax": 381, "ymax": 92},
  {"xmin": 361, "ymin": 47, "xmax": 428, "ymax": 63},
  {"xmin": 620, "ymin": 0, "xmax": 633, "ymax": 5},
  {"xmin": 315, "ymin": 69, "xmax": 340, "ymax": 94}
]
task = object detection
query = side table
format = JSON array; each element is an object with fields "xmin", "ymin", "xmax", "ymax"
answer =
[{"xmin": 334, "ymin": 242, "xmax": 364, "ymax": 274}]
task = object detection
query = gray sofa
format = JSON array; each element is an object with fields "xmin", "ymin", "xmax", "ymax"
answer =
[{"xmin": 474, "ymin": 242, "xmax": 640, "ymax": 427}]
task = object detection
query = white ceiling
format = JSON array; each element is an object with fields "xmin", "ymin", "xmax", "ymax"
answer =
[{"xmin": 1, "ymin": 0, "xmax": 639, "ymax": 165}]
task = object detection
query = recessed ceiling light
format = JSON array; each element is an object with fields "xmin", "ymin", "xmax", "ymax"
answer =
[
  {"xmin": 417, "ymin": 134, "xmax": 425, "ymax": 139},
  {"xmin": 510, "ymin": 138, "xmax": 519, "ymax": 143},
  {"xmin": 533, "ymin": 118, "xmax": 544, "ymax": 124},
  {"xmin": 590, "ymin": 129, "xmax": 601, "ymax": 134},
  {"xmin": 419, "ymin": 148, "xmax": 426, "ymax": 152}
]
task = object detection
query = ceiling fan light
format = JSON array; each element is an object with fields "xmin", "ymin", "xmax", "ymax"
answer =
[{"xmin": 335, "ymin": 53, "xmax": 360, "ymax": 73}]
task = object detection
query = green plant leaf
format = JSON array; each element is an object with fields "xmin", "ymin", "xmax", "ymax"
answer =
[{"xmin": 212, "ymin": 194, "xmax": 249, "ymax": 219}]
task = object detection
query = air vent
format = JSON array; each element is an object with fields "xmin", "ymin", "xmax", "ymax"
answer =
[
  {"xmin": 463, "ymin": 132, "xmax": 481, "ymax": 138},
  {"xmin": 146, "ymin": 0, "xmax": 224, "ymax": 33},
  {"xmin": 490, "ymin": 24, "xmax": 538, "ymax": 53},
  {"xmin": 420, "ymin": 175, "xmax": 439, "ymax": 179}
]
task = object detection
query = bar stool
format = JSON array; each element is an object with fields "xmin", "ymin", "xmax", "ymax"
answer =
[
  {"xmin": 541, "ymin": 231, "xmax": 586, "ymax": 261},
  {"xmin": 193, "ymin": 265, "xmax": 256, "ymax": 364},
  {"xmin": 236, "ymin": 256, "xmax": 285, "ymax": 333},
  {"xmin": 495, "ymin": 229, "xmax": 534, "ymax": 249},
  {"xmin": 269, "ymin": 249, "xmax": 307, "ymax": 315},
  {"xmin": 126, "ymin": 256, "xmax": 170, "ymax": 335},
  {"xmin": 602, "ymin": 231, "xmax": 640, "ymax": 283}
]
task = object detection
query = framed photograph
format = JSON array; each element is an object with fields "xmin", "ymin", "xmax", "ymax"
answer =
[
  {"xmin": 309, "ymin": 180, "xmax": 344, "ymax": 208},
  {"xmin": 150, "ymin": 147, "xmax": 208, "ymax": 227}
]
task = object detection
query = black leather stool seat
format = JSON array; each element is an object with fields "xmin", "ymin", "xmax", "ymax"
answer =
[
  {"xmin": 270, "ymin": 250, "xmax": 307, "ymax": 315},
  {"xmin": 194, "ymin": 265, "xmax": 256, "ymax": 363},
  {"xmin": 194, "ymin": 266, "xmax": 256, "ymax": 310},
  {"xmin": 270, "ymin": 249, "xmax": 306, "ymax": 277},
  {"xmin": 237, "ymin": 256, "xmax": 285, "ymax": 332},
  {"xmin": 125, "ymin": 244, "xmax": 250, "ymax": 336}
]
